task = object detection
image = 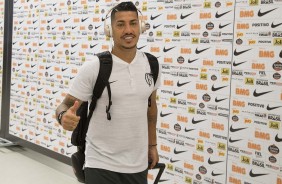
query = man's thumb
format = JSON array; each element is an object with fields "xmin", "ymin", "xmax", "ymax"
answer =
[{"xmin": 69, "ymin": 101, "xmax": 79, "ymax": 114}]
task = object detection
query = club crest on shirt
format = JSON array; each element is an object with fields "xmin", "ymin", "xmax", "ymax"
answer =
[{"xmin": 145, "ymin": 73, "xmax": 153, "ymax": 87}]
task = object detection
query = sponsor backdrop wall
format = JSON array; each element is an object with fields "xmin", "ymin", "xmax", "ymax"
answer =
[
  {"xmin": 6, "ymin": 0, "xmax": 282, "ymax": 183},
  {"xmin": 0, "ymin": 0, "xmax": 4, "ymax": 129}
]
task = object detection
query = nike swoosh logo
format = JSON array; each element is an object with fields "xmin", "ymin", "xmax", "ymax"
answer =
[
  {"xmin": 159, "ymin": 179, "xmax": 170, "ymax": 183},
  {"xmin": 215, "ymin": 97, "xmax": 228, "ymax": 103},
  {"xmin": 170, "ymin": 158, "xmax": 180, "ymax": 163},
  {"xmin": 90, "ymin": 44, "xmax": 98, "ymax": 48},
  {"xmin": 230, "ymin": 125, "xmax": 248, "ymax": 132},
  {"xmin": 72, "ymin": 26, "xmax": 77, "ymax": 29},
  {"xmin": 233, "ymin": 61, "xmax": 247, "ymax": 67},
  {"xmin": 95, "ymin": 25, "xmax": 101, "ymax": 29},
  {"xmin": 271, "ymin": 22, "xmax": 282, "ymax": 28},
  {"xmin": 163, "ymin": 46, "xmax": 176, "ymax": 52},
  {"xmin": 67, "ymin": 144, "xmax": 73, "ymax": 148},
  {"xmin": 25, "ymin": 42, "xmax": 30, "ymax": 45},
  {"xmin": 63, "ymin": 18, "xmax": 70, "ymax": 23},
  {"xmin": 54, "ymin": 43, "xmax": 60, "ymax": 47},
  {"xmin": 180, "ymin": 12, "xmax": 194, "ymax": 19},
  {"xmin": 73, "ymin": 0, "xmax": 78, "ymax": 4},
  {"xmin": 52, "ymin": 91, "xmax": 59, "ymax": 94},
  {"xmin": 160, "ymin": 112, "xmax": 172, "ymax": 117},
  {"xmin": 267, "ymin": 105, "xmax": 282, "ymax": 111},
  {"xmin": 71, "ymin": 43, "xmax": 78, "ymax": 47},
  {"xmin": 46, "ymin": 66, "xmax": 52, "ymax": 69},
  {"xmin": 211, "ymin": 85, "xmax": 228, "ymax": 91},
  {"xmin": 177, "ymin": 24, "xmax": 186, "ymax": 29},
  {"xmin": 173, "ymin": 92, "xmax": 183, "ymax": 96},
  {"xmin": 153, "ymin": 24, "xmax": 162, "ymax": 29},
  {"xmin": 192, "ymin": 118, "xmax": 206, "ymax": 124},
  {"xmin": 33, "ymin": 20, "xmax": 38, "ymax": 24},
  {"xmin": 62, "ymin": 68, "xmax": 68, "ymax": 72},
  {"xmin": 234, "ymin": 49, "xmax": 252, "ymax": 56},
  {"xmin": 39, "ymin": 42, "xmax": 44, "ymax": 46},
  {"xmin": 219, "ymin": 23, "xmax": 231, "ymax": 29},
  {"xmin": 50, "ymin": 139, "xmax": 56, "ymax": 142},
  {"xmin": 177, "ymin": 81, "xmax": 190, "ymax": 87},
  {"xmin": 47, "ymin": 19, "xmax": 53, "ymax": 23},
  {"xmin": 150, "ymin": 14, "xmax": 162, "ymax": 20},
  {"xmin": 211, "ymin": 171, "xmax": 224, "ymax": 176},
  {"xmin": 44, "ymin": 113, "xmax": 49, "ymax": 116},
  {"xmin": 195, "ymin": 47, "xmax": 210, "ymax": 54},
  {"xmin": 258, "ymin": 8, "xmax": 277, "ymax": 17},
  {"xmin": 188, "ymin": 58, "xmax": 199, "ymax": 63},
  {"xmin": 249, "ymin": 170, "xmax": 269, "ymax": 177},
  {"xmin": 215, "ymin": 10, "xmax": 232, "ymax": 18},
  {"xmin": 208, "ymin": 158, "xmax": 224, "ymax": 165},
  {"xmin": 137, "ymin": 45, "xmax": 146, "ymax": 50},
  {"xmin": 229, "ymin": 137, "xmax": 242, "ymax": 143},
  {"xmin": 102, "ymin": 15, "xmax": 110, "ymax": 22},
  {"xmin": 52, "ymin": 3, "xmax": 57, "ymax": 6},
  {"xmin": 253, "ymin": 90, "xmax": 273, "ymax": 97},
  {"xmin": 184, "ymin": 128, "xmax": 195, "ymax": 132},
  {"xmin": 71, "ymin": 52, "xmax": 76, "ymax": 55},
  {"xmin": 31, "ymin": 64, "xmax": 36, "ymax": 68},
  {"xmin": 174, "ymin": 148, "xmax": 187, "ymax": 154},
  {"xmin": 275, "ymin": 134, "xmax": 282, "ymax": 142},
  {"xmin": 81, "ymin": 17, "xmax": 89, "ymax": 22}
]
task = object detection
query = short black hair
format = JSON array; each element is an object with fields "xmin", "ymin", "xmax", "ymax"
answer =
[{"xmin": 111, "ymin": 1, "xmax": 138, "ymax": 22}]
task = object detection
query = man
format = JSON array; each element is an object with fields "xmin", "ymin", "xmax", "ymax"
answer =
[{"xmin": 55, "ymin": 2, "xmax": 160, "ymax": 184}]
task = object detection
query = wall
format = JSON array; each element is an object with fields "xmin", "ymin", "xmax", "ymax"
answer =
[{"xmin": 6, "ymin": 0, "xmax": 282, "ymax": 184}]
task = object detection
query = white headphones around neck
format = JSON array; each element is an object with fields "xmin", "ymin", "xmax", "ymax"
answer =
[{"xmin": 103, "ymin": 7, "xmax": 147, "ymax": 37}]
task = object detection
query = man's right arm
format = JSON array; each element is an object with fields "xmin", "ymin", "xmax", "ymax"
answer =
[{"xmin": 55, "ymin": 94, "xmax": 83, "ymax": 131}]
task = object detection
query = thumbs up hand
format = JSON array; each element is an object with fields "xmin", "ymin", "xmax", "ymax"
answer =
[{"xmin": 61, "ymin": 101, "xmax": 81, "ymax": 131}]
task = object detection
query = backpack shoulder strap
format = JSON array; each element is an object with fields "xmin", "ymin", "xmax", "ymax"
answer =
[
  {"xmin": 144, "ymin": 52, "xmax": 159, "ymax": 86},
  {"xmin": 88, "ymin": 51, "xmax": 113, "ymax": 118}
]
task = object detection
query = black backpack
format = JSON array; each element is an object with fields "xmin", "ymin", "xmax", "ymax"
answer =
[{"xmin": 70, "ymin": 51, "xmax": 159, "ymax": 183}]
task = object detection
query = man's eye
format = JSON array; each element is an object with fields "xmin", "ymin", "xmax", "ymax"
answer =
[{"xmin": 117, "ymin": 24, "xmax": 124, "ymax": 27}]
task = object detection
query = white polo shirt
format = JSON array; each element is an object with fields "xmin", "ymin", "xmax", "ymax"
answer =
[{"xmin": 69, "ymin": 51, "xmax": 160, "ymax": 173}]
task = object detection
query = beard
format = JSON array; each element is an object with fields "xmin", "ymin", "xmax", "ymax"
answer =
[{"xmin": 122, "ymin": 44, "xmax": 137, "ymax": 49}]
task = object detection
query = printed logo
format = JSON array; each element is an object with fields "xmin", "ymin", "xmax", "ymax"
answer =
[
  {"xmin": 215, "ymin": 97, "xmax": 228, "ymax": 103},
  {"xmin": 81, "ymin": 17, "xmax": 89, "ymax": 22},
  {"xmin": 184, "ymin": 128, "xmax": 195, "ymax": 132},
  {"xmin": 177, "ymin": 24, "xmax": 187, "ymax": 29},
  {"xmin": 173, "ymin": 92, "xmax": 183, "ymax": 96},
  {"xmin": 249, "ymin": 169, "xmax": 269, "ymax": 177},
  {"xmin": 271, "ymin": 22, "xmax": 282, "ymax": 28},
  {"xmin": 219, "ymin": 23, "xmax": 231, "ymax": 29},
  {"xmin": 275, "ymin": 134, "xmax": 282, "ymax": 142},
  {"xmin": 234, "ymin": 49, "xmax": 252, "ymax": 56},
  {"xmin": 95, "ymin": 25, "xmax": 102, "ymax": 29},
  {"xmin": 267, "ymin": 105, "xmax": 282, "ymax": 111},
  {"xmin": 229, "ymin": 137, "xmax": 243, "ymax": 143},
  {"xmin": 153, "ymin": 24, "xmax": 162, "ymax": 29},
  {"xmin": 258, "ymin": 8, "xmax": 277, "ymax": 17},
  {"xmin": 195, "ymin": 47, "xmax": 210, "ymax": 54},
  {"xmin": 150, "ymin": 14, "xmax": 162, "ymax": 20},
  {"xmin": 170, "ymin": 158, "xmax": 180, "ymax": 163},
  {"xmin": 230, "ymin": 125, "xmax": 248, "ymax": 132},
  {"xmin": 215, "ymin": 10, "xmax": 232, "ymax": 18},
  {"xmin": 208, "ymin": 158, "xmax": 224, "ymax": 165},
  {"xmin": 177, "ymin": 81, "xmax": 190, "ymax": 87},
  {"xmin": 253, "ymin": 89, "xmax": 273, "ymax": 97},
  {"xmin": 160, "ymin": 112, "xmax": 173, "ymax": 117},
  {"xmin": 180, "ymin": 12, "xmax": 194, "ymax": 20},
  {"xmin": 174, "ymin": 148, "xmax": 187, "ymax": 154},
  {"xmin": 233, "ymin": 61, "xmax": 247, "ymax": 67},
  {"xmin": 145, "ymin": 73, "xmax": 153, "ymax": 86},
  {"xmin": 163, "ymin": 46, "xmax": 176, "ymax": 52},
  {"xmin": 211, "ymin": 171, "xmax": 224, "ymax": 176},
  {"xmin": 90, "ymin": 44, "xmax": 98, "ymax": 49},
  {"xmin": 211, "ymin": 85, "xmax": 227, "ymax": 91},
  {"xmin": 192, "ymin": 118, "xmax": 206, "ymax": 124},
  {"xmin": 63, "ymin": 18, "xmax": 70, "ymax": 23},
  {"xmin": 188, "ymin": 58, "xmax": 199, "ymax": 63}
]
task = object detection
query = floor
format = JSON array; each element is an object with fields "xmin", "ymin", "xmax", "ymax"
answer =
[{"xmin": 0, "ymin": 145, "xmax": 80, "ymax": 184}]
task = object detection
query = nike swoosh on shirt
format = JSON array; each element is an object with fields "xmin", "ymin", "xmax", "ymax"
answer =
[
  {"xmin": 234, "ymin": 49, "xmax": 252, "ymax": 56},
  {"xmin": 215, "ymin": 10, "xmax": 232, "ymax": 18},
  {"xmin": 253, "ymin": 89, "xmax": 273, "ymax": 97},
  {"xmin": 257, "ymin": 8, "xmax": 278, "ymax": 17},
  {"xmin": 233, "ymin": 61, "xmax": 247, "ymax": 67}
]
